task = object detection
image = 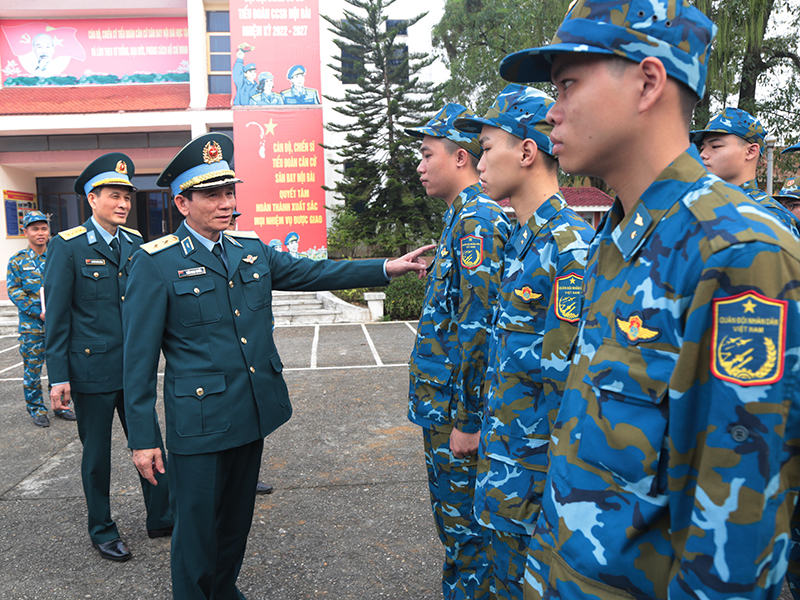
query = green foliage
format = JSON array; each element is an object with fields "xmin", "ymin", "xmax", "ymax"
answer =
[
  {"xmin": 332, "ymin": 287, "xmax": 371, "ymax": 306},
  {"xmin": 432, "ymin": 0, "xmax": 569, "ymax": 113},
  {"xmin": 322, "ymin": 0, "xmax": 445, "ymax": 255},
  {"xmin": 692, "ymin": 0, "xmax": 800, "ymax": 141},
  {"xmin": 384, "ymin": 273, "xmax": 426, "ymax": 320}
]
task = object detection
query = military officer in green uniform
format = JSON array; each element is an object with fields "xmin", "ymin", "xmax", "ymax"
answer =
[
  {"xmin": 44, "ymin": 153, "xmax": 173, "ymax": 562},
  {"xmin": 122, "ymin": 133, "xmax": 431, "ymax": 600}
]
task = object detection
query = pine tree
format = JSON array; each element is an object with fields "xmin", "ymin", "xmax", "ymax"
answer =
[{"xmin": 323, "ymin": 0, "xmax": 443, "ymax": 255}]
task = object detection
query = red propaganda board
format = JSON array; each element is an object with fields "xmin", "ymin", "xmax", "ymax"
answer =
[
  {"xmin": 230, "ymin": 0, "xmax": 327, "ymax": 257},
  {"xmin": 0, "ymin": 18, "xmax": 189, "ymax": 86},
  {"xmin": 233, "ymin": 111, "xmax": 327, "ymax": 259}
]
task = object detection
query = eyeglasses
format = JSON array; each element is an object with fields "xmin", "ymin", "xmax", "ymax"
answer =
[{"xmin": 779, "ymin": 201, "xmax": 800, "ymax": 212}]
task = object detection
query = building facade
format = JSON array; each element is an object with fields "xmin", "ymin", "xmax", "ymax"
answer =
[{"xmin": 0, "ymin": 0, "xmax": 445, "ymax": 271}]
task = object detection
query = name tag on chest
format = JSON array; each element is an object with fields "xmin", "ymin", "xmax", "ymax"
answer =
[
  {"xmin": 85, "ymin": 259, "xmax": 106, "ymax": 265},
  {"xmin": 178, "ymin": 267, "xmax": 207, "ymax": 278}
]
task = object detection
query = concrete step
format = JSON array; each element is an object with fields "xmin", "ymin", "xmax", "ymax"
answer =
[{"xmin": 274, "ymin": 310, "xmax": 340, "ymax": 325}]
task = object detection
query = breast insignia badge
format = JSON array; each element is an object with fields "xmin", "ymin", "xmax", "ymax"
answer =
[
  {"xmin": 616, "ymin": 312, "xmax": 660, "ymax": 343},
  {"xmin": 514, "ymin": 286, "xmax": 542, "ymax": 304}
]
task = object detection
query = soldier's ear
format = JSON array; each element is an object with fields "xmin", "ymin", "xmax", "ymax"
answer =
[{"xmin": 454, "ymin": 147, "xmax": 471, "ymax": 169}]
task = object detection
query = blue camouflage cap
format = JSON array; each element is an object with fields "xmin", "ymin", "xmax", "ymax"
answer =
[
  {"xmin": 782, "ymin": 142, "xmax": 800, "ymax": 155},
  {"xmin": 499, "ymin": 0, "xmax": 717, "ymax": 98},
  {"xmin": 774, "ymin": 174, "xmax": 800, "ymax": 202},
  {"xmin": 453, "ymin": 84, "xmax": 555, "ymax": 156},
  {"xmin": 22, "ymin": 211, "xmax": 48, "ymax": 228},
  {"xmin": 404, "ymin": 103, "xmax": 483, "ymax": 159},
  {"xmin": 691, "ymin": 107, "xmax": 766, "ymax": 152}
]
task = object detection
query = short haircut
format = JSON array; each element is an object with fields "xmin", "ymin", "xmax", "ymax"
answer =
[
  {"xmin": 504, "ymin": 132, "xmax": 560, "ymax": 176},
  {"xmin": 603, "ymin": 55, "xmax": 698, "ymax": 125},
  {"xmin": 442, "ymin": 138, "xmax": 480, "ymax": 171}
]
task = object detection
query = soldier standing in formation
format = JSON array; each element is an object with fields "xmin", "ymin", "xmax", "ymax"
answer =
[
  {"xmin": 692, "ymin": 107, "xmax": 800, "ymax": 233},
  {"xmin": 44, "ymin": 153, "xmax": 173, "ymax": 562},
  {"xmin": 122, "ymin": 133, "xmax": 432, "ymax": 600},
  {"xmin": 7, "ymin": 210, "xmax": 76, "ymax": 427},
  {"xmin": 453, "ymin": 85, "xmax": 594, "ymax": 599},
  {"xmin": 405, "ymin": 104, "xmax": 511, "ymax": 600},
  {"xmin": 499, "ymin": 0, "xmax": 800, "ymax": 598}
]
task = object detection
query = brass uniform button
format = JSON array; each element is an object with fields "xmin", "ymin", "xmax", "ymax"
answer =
[
  {"xmin": 196, "ymin": 388, "xmax": 204, "ymax": 397},
  {"xmin": 121, "ymin": 296, "xmax": 125, "ymax": 302},
  {"xmin": 249, "ymin": 366, "xmax": 255, "ymax": 373},
  {"xmin": 234, "ymin": 310, "xmax": 241, "ymax": 317},
  {"xmin": 241, "ymin": 337, "xmax": 247, "ymax": 344},
  {"xmin": 118, "ymin": 272, "xmax": 122, "ymax": 278},
  {"xmin": 194, "ymin": 287, "xmax": 200, "ymax": 294},
  {"xmin": 229, "ymin": 281, "xmax": 234, "ymax": 288},
  {"xmin": 93, "ymin": 272, "xmax": 99, "ymax": 278},
  {"xmin": 253, "ymin": 273, "xmax": 259, "ymax": 280},
  {"xmin": 84, "ymin": 348, "xmax": 91, "ymax": 355}
]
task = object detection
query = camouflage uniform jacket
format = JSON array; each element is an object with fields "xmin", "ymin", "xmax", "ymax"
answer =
[
  {"xmin": 741, "ymin": 178, "xmax": 800, "ymax": 237},
  {"xmin": 475, "ymin": 193, "xmax": 594, "ymax": 535},
  {"xmin": 7, "ymin": 247, "xmax": 45, "ymax": 334},
  {"xmin": 526, "ymin": 149, "xmax": 800, "ymax": 600},
  {"xmin": 408, "ymin": 183, "xmax": 510, "ymax": 433}
]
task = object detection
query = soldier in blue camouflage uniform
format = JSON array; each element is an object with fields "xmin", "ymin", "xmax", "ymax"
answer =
[
  {"xmin": 406, "ymin": 103, "xmax": 511, "ymax": 600},
  {"xmin": 453, "ymin": 85, "xmax": 594, "ymax": 599},
  {"xmin": 499, "ymin": 1, "xmax": 800, "ymax": 599},
  {"xmin": 7, "ymin": 211, "xmax": 76, "ymax": 427},
  {"xmin": 775, "ymin": 171, "xmax": 800, "ymax": 600},
  {"xmin": 775, "ymin": 175, "xmax": 800, "ymax": 220},
  {"xmin": 691, "ymin": 107, "xmax": 800, "ymax": 234}
]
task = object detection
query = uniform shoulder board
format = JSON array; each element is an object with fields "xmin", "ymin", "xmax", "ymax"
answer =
[
  {"xmin": 119, "ymin": 225, "xmax": 143, "ymax": 237},
  {"xmin": 224, "ymin": 230, "xmax": 259, "ymax": 239},
  {"xmin": 140, "ymin": 234, "xmax": 180, "ymax": 255},
  {"xmin": 58, "ymin": 226, "xmax": 87, "ymax": 241}
]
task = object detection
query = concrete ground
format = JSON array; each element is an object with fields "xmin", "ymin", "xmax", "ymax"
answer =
[
  {"xmin": 1, "ymin": 321, "xmax": 794, "ymax": 600},
  {"xmin": 0, "ymin": 321, "xmax": 444, "ymax": 600}
]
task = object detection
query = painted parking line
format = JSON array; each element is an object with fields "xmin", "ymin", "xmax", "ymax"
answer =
[{"xmin": 360, "ymin": 323, "xmax": 383, "ymax": 367}]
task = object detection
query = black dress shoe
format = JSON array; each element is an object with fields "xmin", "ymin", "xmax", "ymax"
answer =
[
  {"xmin": 54, "ymin": 409, "xmax": 77, "ymax": 421},
  {"xmin": 92, "ymin": 538, "xmax": 132, "ymax": 562},
  {"xmin": 147, "ymin": 526, "xmax": 174, "ymax": 539},
  {"xmin": 32, "ymin": 414, "xmax": 50, "ymax": 428},
  {"xmin": 255, "ymin": 481, "xmax": 274, "ymax": 495}
]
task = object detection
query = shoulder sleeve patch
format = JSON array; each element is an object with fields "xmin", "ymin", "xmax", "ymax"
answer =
[
  {"xmin": 140, "ymin": 235, "xmax": 179, "ymax": 255},
  {"xmin": 554, "ymin": 273, "xmax": 583, "ymax": 322},
  {"xmin": 58, "ymin": 226, "xmax": 87, "ymax": 241},
  {"xmin": 119, "ymin": 225, "xmax": 143, "ymax": 237},
  {"xmin": 459, "ymin": 235, "xmax": 484, "ymax": 269},
  {"xmin": 711, "ymin": 291, "xmax": 786, "ymax": 386},
  {"xmin": 224, "ymin": 230, "xmax": 259, "ymax": 239}
]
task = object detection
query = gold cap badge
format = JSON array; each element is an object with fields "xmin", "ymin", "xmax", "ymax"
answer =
[
  {"xmin": 115, "ymin": 160, "xmax": 128, "ymax": 175},
  {"xmin": 203, "ymin": 141, "xmax": 223, "ymax": 164}
]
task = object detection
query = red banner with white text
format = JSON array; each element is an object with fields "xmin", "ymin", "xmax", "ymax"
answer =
[
  {"xmin": 0, "ymin": 18, "xmax": 188, "ymax": 86},
  {"xmin": 230, "ymin": 0, "xmax": 327, "ymax": 257}
]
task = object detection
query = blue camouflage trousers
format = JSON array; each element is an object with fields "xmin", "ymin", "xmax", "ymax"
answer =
[
  {"xmin": 487, "ymin": 528, "xmax": 530, "ymax": 600},
  {"xmin": 19, "ymin": 332, "xmax": 46, "ymax": 417},
  {"xmin": 422, "ymin": 427, "xmax": 492, "ymax": 600}
]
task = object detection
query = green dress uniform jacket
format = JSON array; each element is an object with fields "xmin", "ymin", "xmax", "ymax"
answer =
[
  {"xmin": 44, "ymin": 218, "xmax": 140, "ymax": 392},
  {"xmin": 43, "ymin": 217, "xmax": 172, "ymax": 543},
  {"xmin": 122, "ymin": 223, "xmax": 389, "ymax": 456}
]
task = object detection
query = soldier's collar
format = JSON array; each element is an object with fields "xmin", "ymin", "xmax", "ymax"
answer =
[
  {"xmin": 609, "ymin": 150, "xmax": 699, "ymax": 260},
  {"xmin": 514, "ymin": 192, "xmax": 567, "ymax": 257}
]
